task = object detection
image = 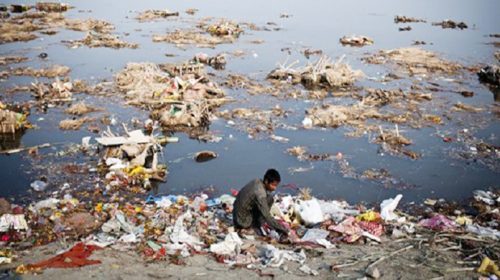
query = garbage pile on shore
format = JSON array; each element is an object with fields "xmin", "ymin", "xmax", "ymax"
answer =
[{"xmin": 1, "ymin": 180, "xmax": 498, "ymax": 277}]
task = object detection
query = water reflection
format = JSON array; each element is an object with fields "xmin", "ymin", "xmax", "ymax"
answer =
[{"xmin": 0, "ymin": 131, "xmax": 23, "ymax": 151}]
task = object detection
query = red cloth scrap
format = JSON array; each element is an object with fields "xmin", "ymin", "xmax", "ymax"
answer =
[{"xmin": 29, "ymin": 242, "xmax": 102, "ymax": 269}]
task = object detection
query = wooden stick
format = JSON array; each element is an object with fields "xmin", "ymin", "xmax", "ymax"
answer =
[
  {"xmin": 332, "ymin": 260, "xmax": 360, "ymax": 269},
  {"xmin": 445, "ymin": 267, "xmax": 475, "ymax": 273},
  {"xmin": 367, "ymin": 245, "xmax": 413, "ymax": 269},
  {"xmin": 0, "ymin": 143, "xmax": 51, "ymax": 154}
]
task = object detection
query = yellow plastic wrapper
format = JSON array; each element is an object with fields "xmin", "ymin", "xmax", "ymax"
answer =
[
  {"xmin": 127, "ymin": 166, "xmax": 145, "ymax": 177},
  {"xmin": 95, "ymin": 203, "xmax": 103, "ymax": 213},
  {"xmin": 478, "ymin": 257, "xmax": 500, "ymax": 277},
  {"xmin": 455, "ymin": 216, "xmax": 472, "ymax": 226},
  {"xmin": 49, "ymin": 211, "xmax": 63, "ymax": 221},
  {"xmin": 356, "ymin": 210, "xmax": 381, "ymax": 222}
]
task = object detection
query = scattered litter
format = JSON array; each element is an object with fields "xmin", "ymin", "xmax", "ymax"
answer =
[
  {"xmin": 259, "ymin": 244, "xmax": 306, "ymax": 267},
  {"xmin": 380, "ymin": 194, "xmax": 403, "ymax": 221},
  {"xmin": 466, "ymin": 224, "xmax": 500, "ymax": 240},
  {"xmin": 0, "ymin": 214, "xmax": 28, "ymax": 231},
  {"xmin": 299, "ymin": 264, "xmax": 319, "ymax": 276},
  {"xmin": 294, "ymin": 198, "xmax": 324, "ymax": 226},
  {"xmin": 419, "ymin": 214, "xmax": 457, "ymax": 231},
  {"xmin": 209, "ymin": 232, "xmax": 243, "ymax": 256}
]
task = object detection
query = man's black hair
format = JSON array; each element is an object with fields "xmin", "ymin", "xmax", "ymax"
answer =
[{"xmin": 263, "ymin": 169, "xmax": 281, "ymax": 184}]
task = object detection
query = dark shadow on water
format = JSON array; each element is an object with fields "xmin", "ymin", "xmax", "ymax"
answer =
[{"xmin": 0, "ymin": 131, "xmax": 24, "ymax": 151}]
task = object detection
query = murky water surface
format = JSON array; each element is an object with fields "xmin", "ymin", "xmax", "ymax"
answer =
[{"xmin": 0, "ymin": 0, "xmax": 499, "ymax": 204}]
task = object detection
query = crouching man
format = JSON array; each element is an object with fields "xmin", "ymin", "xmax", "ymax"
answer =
[{"xmin": 233, "ymin": 169, "xmax": 289, "ymax": 236}]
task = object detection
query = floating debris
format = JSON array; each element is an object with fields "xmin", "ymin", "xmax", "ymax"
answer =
[
  {"xmin": 115, "ymin": 62, "xmax": 225, "ymax": 130},
  {"xmin": 64, "ymin": 102, "xmax": 100, "ymax": 116},
  {"xmin": 0, "ymin": 22, "xmax": 39, "ymax": 43},
  {"xmin": 286, "ymin": 146, "xmax": 334, "ymax": 161},
  {"xmin": 339, "ymin": 35, "xmax": 374, "ymax": 47},
  {"xmin": 193, "ymin": 53, "xmax": 226, "ymax": 69},
  {"xmin": 206, "ymin": 20, "xmax": 243, "ymax": 37},
  {"xmin": 11, "ymin": 65, "xmax": 70, "ymax": 78},
  {"xmin": 65, "ymin": 32, "xmax": 138, "ymax": 49},
  {"xmin": 216, "ymin": 107, "xmax": 287, "ymax": 137},
  {"xmin": 0, "ymin": 56, "xmax": 28, "ymax": 65},
  {"xmin": 194, "ymin": 150, "xmax": 218, "ymax": 162},
  {"xmin": 268, "ymin": 55, "xmax": 364, "ymax": 89},
  {"xmin": 185, "ymin": 8, "xmax": 198, "ymax": 15},
  {"xmin": 136, "ymin": 9, "xmax": 179, "ymax": 22},
  {"xmin": 363, "ymin": 47, "xmax": 462, "ymax": 76},
  {"xmin": 412, "ymin": 40, "xmax": 427, "ymax": 45},
  {"xmin": 35, "ymin": 2, "xmax": 70, "ymax": 13},
  {"xmin": 64, "ymin": 18, "xmax": 114, "ymax": 33},
  {"xmin": 375, "ymin": 126, "xmax": 419, "ymax": 159},
  {"xmin": 31, "ymin": 79, "xmax": 73, "ymax": 101},
  {"xmin": 59, "ymin": 117, "xmax": 92, "ymax": 130},
  {"xmin": 394, "ymin": 15, "xmax": 426, "ymax": 23},
  {"xmin": 303, "ymin": 48, "xmax": 323, "ymax": 59},
  {"xmin": 153, "ymin": 29, "xmax": 234, "ymax": 48},
  {"xmin": 0, "ymin": 103, "xmax": 31, "ymax": 134},
  {"xmin": 452, "ymin": 103, "xmax": 483, "ymax": 113},
  {"xmin": 432, "ymin": 20, "xmax": 468, "ymax": 29},
  {"xmin": 223, "ymin": 74, "xmax": 272, "ymax": 95}
]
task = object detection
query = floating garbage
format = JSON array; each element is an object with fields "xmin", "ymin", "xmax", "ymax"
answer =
[
  {"xmin": 339, "ymin": 35, "xmax": 374, "ymax": 47},
  {"xmin": 194, "ymin": 150, "xmax": 218, "ymax": 162},
  {"xmin": 136, "ymin": 9, "xmax": 179, "ymax": 22},
  {"xmin": 30, "ymin": 180, "xmax": 48, "ymax": 192},
  {"xmin": 0, "ymin": 105, "xmax": 31, "ymax": 134},
  {"xmin": 394, "ymin": 15, "xmax": 426, "ymax": 23},
  {"xmin": 268, "ymin": 55, "xmax": 364, "ymax": 89},
  {"xmin": 432, "ymin": 19, "xmax": 468, "ymax": 29},
  {"xmin": 35, "ymin": 2, "xmax": 70, "ymax": 12}
]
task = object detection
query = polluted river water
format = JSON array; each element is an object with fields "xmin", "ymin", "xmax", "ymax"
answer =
[{"xmin": 0, "ymin": 0, "xmax": 498, "ymax": 205}]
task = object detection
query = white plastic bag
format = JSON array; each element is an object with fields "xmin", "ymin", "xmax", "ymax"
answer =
[
  {"xmin": 294, "ymin": 198, "xmax": 324, "ymax": 225},
  {"xmin": 380, "ymin": 194, "xmax": 403, "ymax": 221},
  {"xmin": 209, "ymin": 232, "xmax": 243, "ymax": 256}
]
